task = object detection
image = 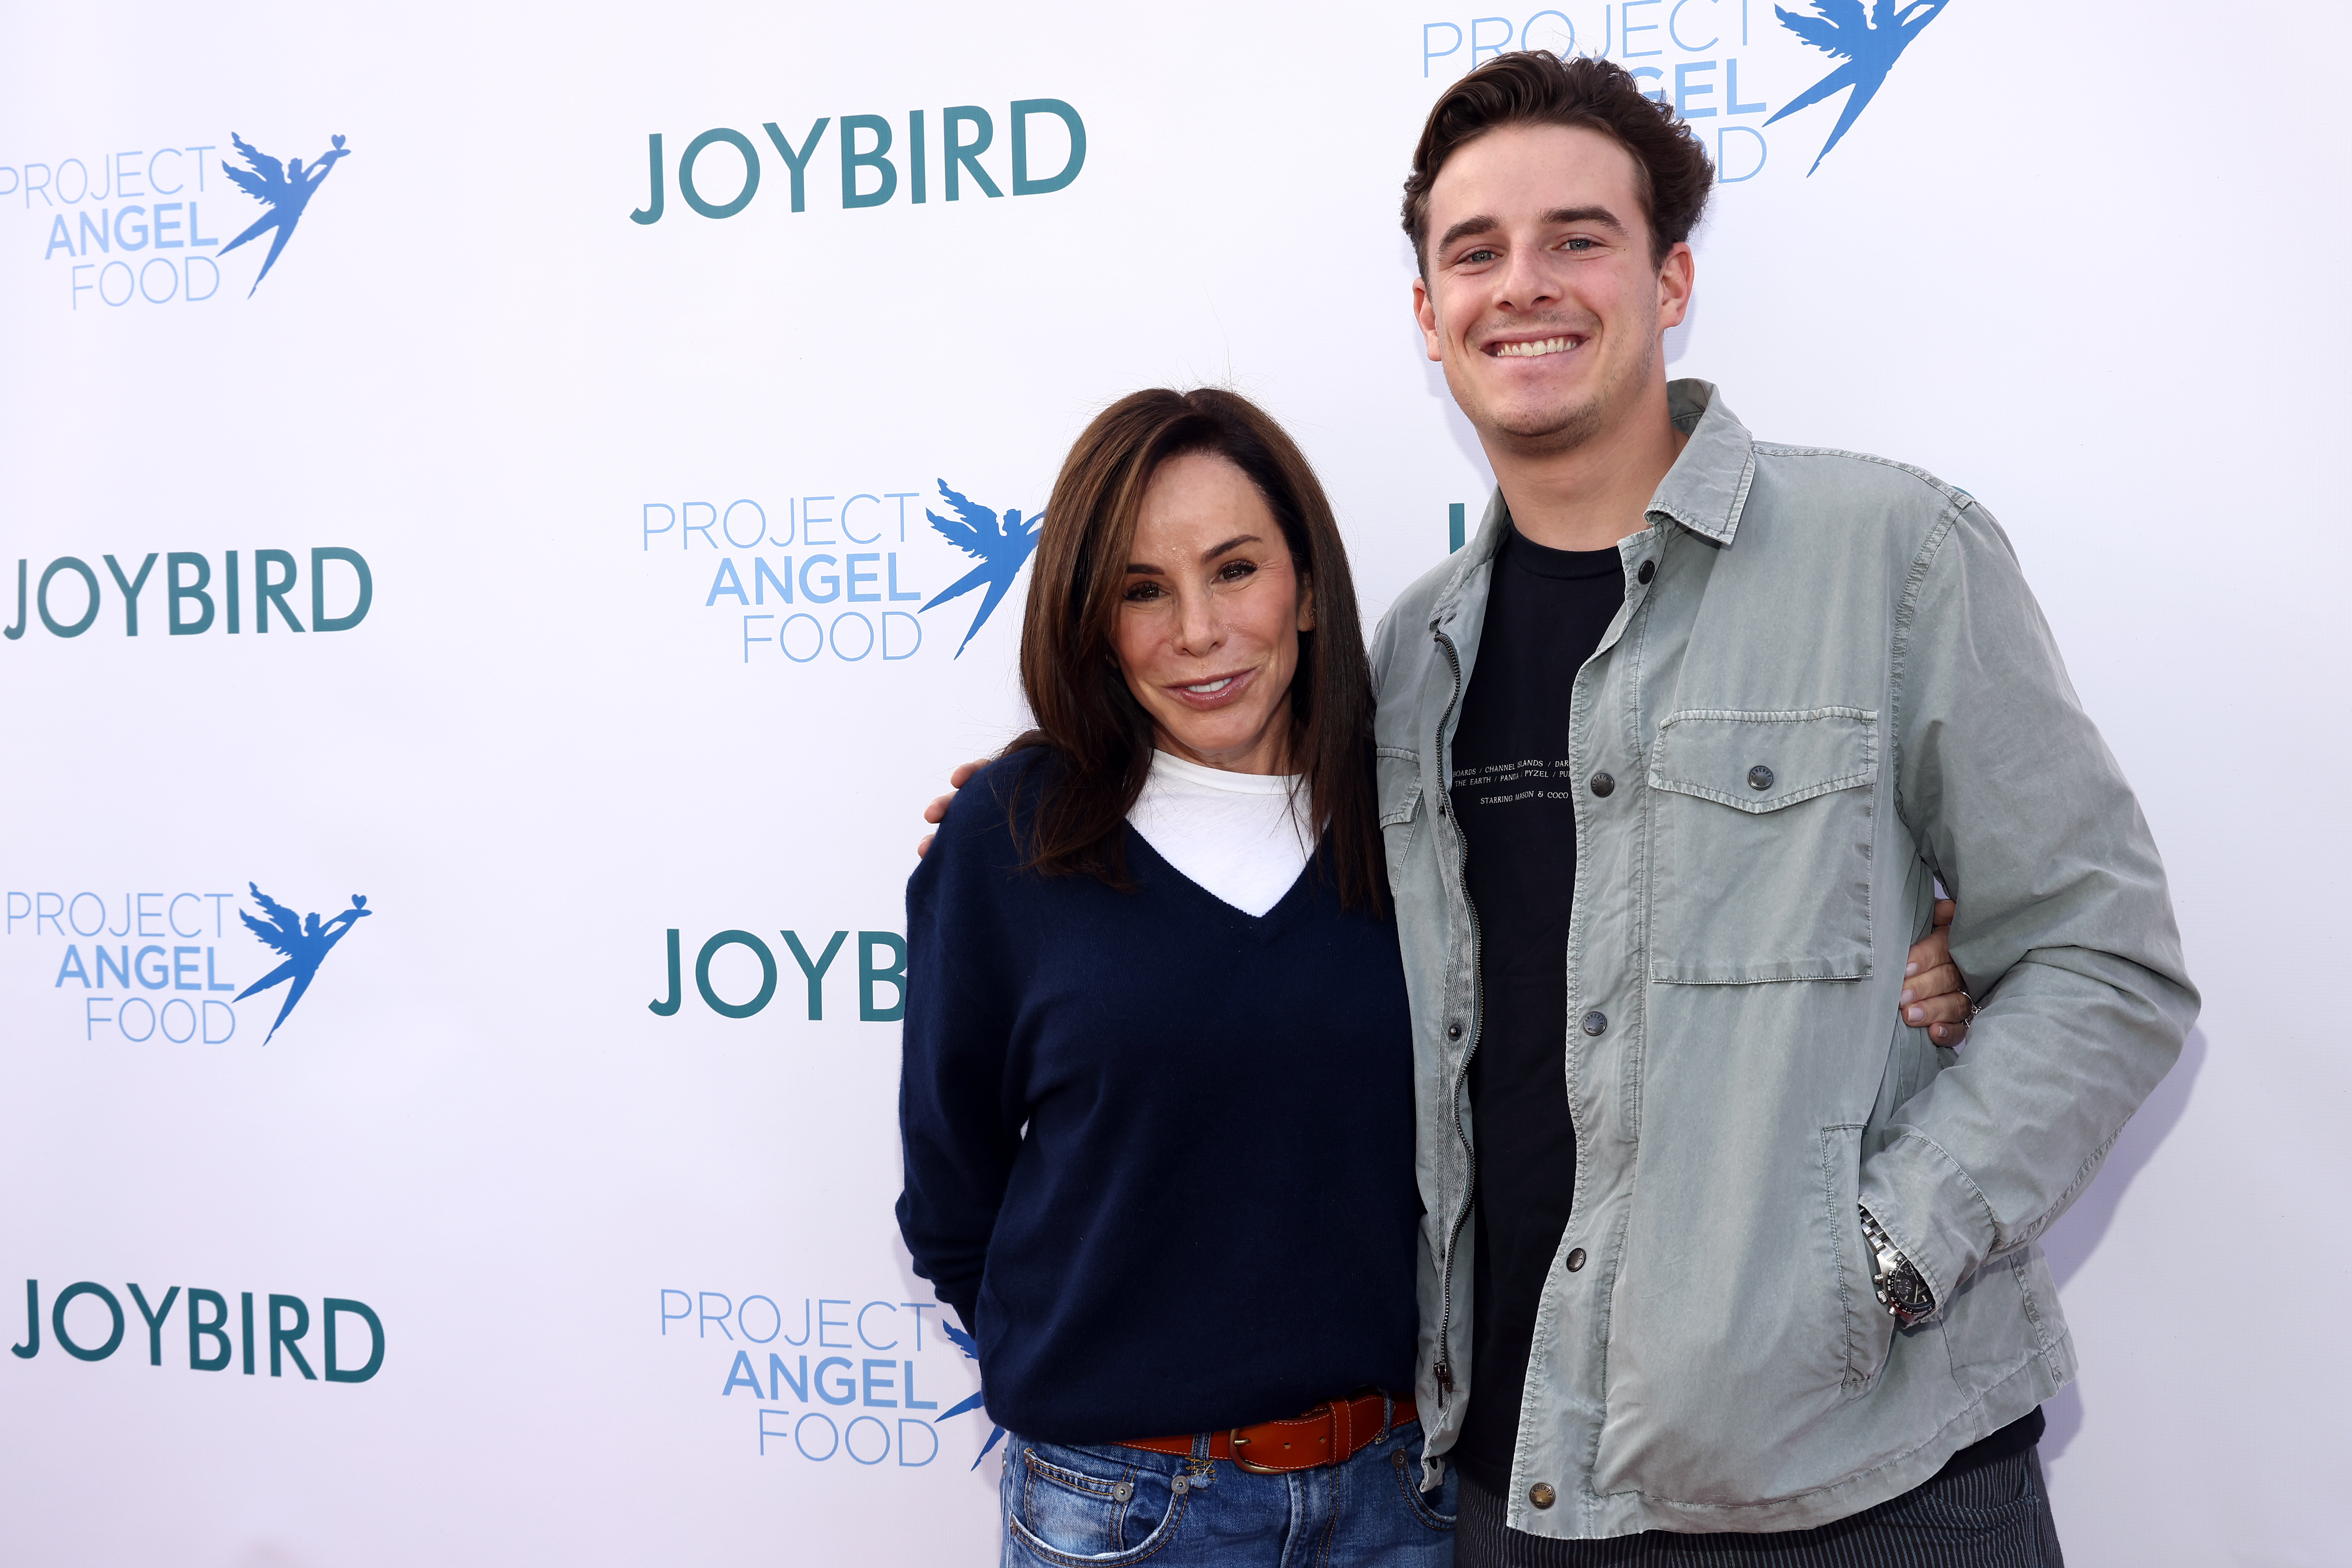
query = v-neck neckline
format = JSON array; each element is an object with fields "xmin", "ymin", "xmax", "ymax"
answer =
[{"xmin": 1122, "ymin": 821, "xmax": 1322, "ymax": 937}]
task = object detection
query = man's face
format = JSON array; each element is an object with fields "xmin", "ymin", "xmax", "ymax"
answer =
[{"xmin": 1414, "ymin": 123, "xmax": 1693, "ymax": 454}]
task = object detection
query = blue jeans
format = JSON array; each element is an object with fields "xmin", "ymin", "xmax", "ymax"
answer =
[{"xmin": 999, "ymin": 1419, "xmax": 1456, "ymax": 1567}]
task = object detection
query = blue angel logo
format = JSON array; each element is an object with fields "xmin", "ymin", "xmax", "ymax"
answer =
[
  {"xmin": 219, "ymin": 132, "xmax": 353, "ymax": 295},
  {"xmin": 235, "ymin": 883, "xmax": 372, "ymax": 1042},
  {"xmin": 933, "ymin": 1317, "xmax": 1006, "ymax": 1469},
  {"xmin": 1766, "ymin": 1, "xmax": 1951, "ymax": 174},
  {"xmin": 921, "ymin": 480, "xmax": 1043, "ymax": 658}
]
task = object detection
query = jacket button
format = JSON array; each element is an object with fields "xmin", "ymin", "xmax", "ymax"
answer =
[
  {"xmin": 1529, "ymin": 1482, "xmax": 1557, "ymax": 1509},
  {"xmin": 1581, "ymin": 1011, "xmax": 1608, "ymax": 1036},
  {"xmin": 1747, "ymin": 764, "xmax": 1775, "ymax": 791},
  {"xmin": 1565, "ymin": 1247, "xmax": 1587, "ymax": 1272},
  {"xmin": 1637, "ymin": 559, "xmax": 1656, "ymax": 585},
  {"xmin": 1447, "ymin": 1023, "xmax": 1462, "ymax": 1040},
  {"xmin": 1590, "ymin": 771, "xmax": 1615, "ymax": 797}
]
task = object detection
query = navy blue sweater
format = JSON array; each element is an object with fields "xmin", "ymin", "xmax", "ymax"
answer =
[{"xmin": 896, "ymin": 750, "xmax": 1421, "ymax": 1444}]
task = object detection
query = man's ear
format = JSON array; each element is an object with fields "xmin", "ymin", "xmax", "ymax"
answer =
[
  {"xmin": 1412, "ymin": 275, "xmax": 1444, "ymax": 363},
  {"xmin": 1656, "ymin": 241, "xmax": 1696, "ymax": 332}
]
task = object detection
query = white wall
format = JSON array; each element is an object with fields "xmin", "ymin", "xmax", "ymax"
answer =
[{"xmin": 1, "ymin": 3, "xmax": 2342, "ymax": 1563}]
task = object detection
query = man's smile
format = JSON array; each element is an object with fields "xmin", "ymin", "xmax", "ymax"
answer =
[{"xmin": 1485, "ymin": 333, "xmax": 1584, "ymax": 358}]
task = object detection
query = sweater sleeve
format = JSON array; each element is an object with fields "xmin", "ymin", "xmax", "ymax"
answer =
[{"xmin": 894, "ymin": 763, "xmax": 1027, "ymax": 1337}]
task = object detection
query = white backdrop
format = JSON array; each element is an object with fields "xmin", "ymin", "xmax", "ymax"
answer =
[{"xmin": 1, "ymin": 3, "xmax": 2344, "ymax": 1565}]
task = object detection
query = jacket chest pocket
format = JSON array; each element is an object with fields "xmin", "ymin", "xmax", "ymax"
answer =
[
  {"xmin": 1377, "ymin": 747, "xmax": 1424, "ymax": 883},
  {"xmin": 1647, "ymin": 708, "xmax": 1877, "ymax": 984}
]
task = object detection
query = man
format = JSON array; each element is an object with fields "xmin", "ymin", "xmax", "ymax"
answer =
[{"xmin": 1372, "ymin": 51, "xmax": 2193, "ymax": 1562}]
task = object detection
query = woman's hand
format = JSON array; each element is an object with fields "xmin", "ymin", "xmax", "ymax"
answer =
[
  {"xmin": 917, "ymin": 761, "xmax": 986, "ymax": 858},
  {"xmin": 1901, "ymin": 899, "xmax": 1973, "ymax": 1047}
]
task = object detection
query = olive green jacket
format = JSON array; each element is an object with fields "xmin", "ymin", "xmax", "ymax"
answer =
[{"xmin": 1370, "ymin": 380, "xmax": 2196, "ymax": 1537}]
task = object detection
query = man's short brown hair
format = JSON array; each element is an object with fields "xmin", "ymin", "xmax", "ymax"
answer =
[{"xmin": 1403, "ymin": 51, "xmax": 1715, "ymax": 273}]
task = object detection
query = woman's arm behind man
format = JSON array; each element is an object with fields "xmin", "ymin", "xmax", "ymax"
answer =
[{"xmin": 915, "ymin": 762, "xmax": 1980, "ymax": 1047}]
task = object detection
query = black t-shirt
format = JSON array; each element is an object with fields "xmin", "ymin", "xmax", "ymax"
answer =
[{"xmin": 1447, "ymin": 526, "xmax": 1626, "ymax": 1494}]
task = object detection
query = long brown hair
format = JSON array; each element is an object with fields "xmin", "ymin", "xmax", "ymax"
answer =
[{"xmin": 1003, "ymin": 387, "xmax": 1384, "ymax": 911}]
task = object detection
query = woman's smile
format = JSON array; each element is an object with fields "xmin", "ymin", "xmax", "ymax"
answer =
[{"xmin": 1166, "ymin": 667, "xmax": 1258, "ymax": 710}]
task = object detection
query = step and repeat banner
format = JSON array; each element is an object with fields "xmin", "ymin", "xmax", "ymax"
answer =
[{"xmin": 2, "ymin": 3, "xmax": 2342, "ymax": 1566}]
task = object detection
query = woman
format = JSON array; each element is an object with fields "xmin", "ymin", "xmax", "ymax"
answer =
[
  {"xmin": 896, "ymin": 388, "xmax": 1976, "ymax": 1566},
  {"xmin": 898, "ymin": 387, "xmax": 1443, "ymax": 1566}
]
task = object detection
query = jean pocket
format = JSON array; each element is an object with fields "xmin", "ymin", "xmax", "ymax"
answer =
[
  {"xmin": 1390, "ymin": 1449, "xmax": 1457, "ymax": 1532},
  {"xmin": 1648, "ymin": 708, "xmax": 1877, "ymax": 984},
  {"xmin": 1006, "ymin": 1443, "xmax": 1190, "ymax": 1567}
]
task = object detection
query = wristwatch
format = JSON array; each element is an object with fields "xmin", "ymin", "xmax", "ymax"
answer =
[{"xmin": 1858, "ymin": 1205, "xmax": 1935, "ymax": 1327}]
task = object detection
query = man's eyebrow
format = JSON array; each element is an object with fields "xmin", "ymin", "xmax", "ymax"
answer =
[
  {"xmin": 1436, "ymin": 214, "xmax": 1500, "ymax": 256},
  {"xmin": 1124, "ymin": 534, "xmax": 1263, "ymax": 574},
  {"xmin": 1543, "ymin": 205, "xmax": 1627, "ymax": 233},
  {"xmin": 1437, "ymin": 205, "xmax": 1628, "ymax": 258}
]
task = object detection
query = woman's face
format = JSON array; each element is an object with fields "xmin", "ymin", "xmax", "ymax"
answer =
[{"xmin": 1113, "ymin": 451, "xmax": 1315, "ymax": 775}]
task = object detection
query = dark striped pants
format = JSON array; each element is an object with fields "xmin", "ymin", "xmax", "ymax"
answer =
[{"xmin": 1457, "ymin": 1446, "xmax": 2063, "ymax": 1567}]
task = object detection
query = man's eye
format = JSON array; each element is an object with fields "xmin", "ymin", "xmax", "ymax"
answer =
[{"xmin": 1462, "ymin": 247, "xmax": 1499, "ymax": 265}]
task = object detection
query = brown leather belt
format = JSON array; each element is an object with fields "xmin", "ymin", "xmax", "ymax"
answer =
[{"xmin": 1117, "ymin": 1393, "xmax": 1418, "ymax": 1474}]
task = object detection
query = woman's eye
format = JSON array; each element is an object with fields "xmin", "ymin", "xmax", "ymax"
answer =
[
  {"xmin": 1216, "ymin": 560, "xmax": 1257, "ymax": 583},
  {"xmin": 1123, "ymin": 581, "xmax": 1163, "ymax": 603}
]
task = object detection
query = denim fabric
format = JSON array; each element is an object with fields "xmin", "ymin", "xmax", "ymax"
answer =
[
  {"xmin": 997, "ymin": 1419, "xmax": 1456, "ymax": 1567},
  {"xmin": 1369, "ymin": 381, "xmax": 2197, "ymax": 1538}
]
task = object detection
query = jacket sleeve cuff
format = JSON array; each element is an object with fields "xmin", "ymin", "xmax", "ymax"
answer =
[{"xmin": 1859, "ymin": 1130, "xmax": 2002, "ymax": 1310}]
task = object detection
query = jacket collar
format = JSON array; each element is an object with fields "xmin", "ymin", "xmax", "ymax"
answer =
[
  {"xmin": 1648, "ymin": 379, "xmax": 1756, "ymax": 547},
  {"xmin": 1429, "ymin": 379, "xmax": 1757, "ymax": 631}
]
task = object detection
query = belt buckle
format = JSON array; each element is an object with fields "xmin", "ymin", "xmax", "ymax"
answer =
[
  {"xmin": 1227, "ymin": 1403, "xmax": 1334, "ymax": 1475},
  {"xmin": 1228, "ymin": 1426, "xmax": 1285, "ymax": 1474}
]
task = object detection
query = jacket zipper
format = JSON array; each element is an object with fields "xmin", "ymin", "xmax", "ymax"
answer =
[{"xmin": 1430, "ymin": 625, "xmax": 1480, "ymax": 1404}]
